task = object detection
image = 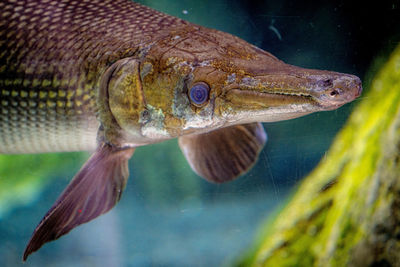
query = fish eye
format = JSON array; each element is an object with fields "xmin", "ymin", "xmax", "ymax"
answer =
[{"xmin": 188, "ymin": 82, "xmax": 210, "ymax": 106}]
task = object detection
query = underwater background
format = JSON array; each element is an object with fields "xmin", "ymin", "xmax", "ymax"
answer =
[{"xmin": 0, "ymin": 0, "xmax": 399, "ymax": 266}]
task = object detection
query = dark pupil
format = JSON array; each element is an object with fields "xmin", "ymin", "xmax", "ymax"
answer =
[{"xmin": 190, "ymin": 84, "xmax": 208, "ymax": 104}]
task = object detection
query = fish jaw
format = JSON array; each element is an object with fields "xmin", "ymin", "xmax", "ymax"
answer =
[{"xmin": 215, "ymin": 65, "xmax": 362, "ymax": 125}]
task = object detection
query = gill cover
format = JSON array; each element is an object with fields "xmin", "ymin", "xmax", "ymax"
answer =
[{"xmin": 98, "ymin": 57, "xmax": 146, "ymax": 147}]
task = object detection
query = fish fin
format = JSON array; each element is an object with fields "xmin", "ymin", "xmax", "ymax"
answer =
[
  {"xmin": 23, "ymin": 143, "xmax": 134, "ymax": 261},
  {"xmin": 178, "ymin": 123, "xmax": 267, "ymax": 183}
]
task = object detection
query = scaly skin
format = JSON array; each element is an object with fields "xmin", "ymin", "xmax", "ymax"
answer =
[{"xmin": 0, "ymin": 0, "xmax": 187, "ymax": 152}]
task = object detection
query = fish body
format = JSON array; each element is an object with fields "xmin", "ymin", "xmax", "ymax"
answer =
[{"xmin": 0, "ymin": 0, "xmax": 362, "ymax": 260}]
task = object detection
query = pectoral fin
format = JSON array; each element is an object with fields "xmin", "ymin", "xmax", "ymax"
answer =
[
  {"xmin": 178, "ymin": 123, "xmax": 267, "ymax": 183},
  {"xmin": 23, "ymin": 143, "xmax": 134, "ymax": 261}
]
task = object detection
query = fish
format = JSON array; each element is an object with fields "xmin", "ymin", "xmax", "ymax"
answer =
[{"xmin": 0, "ymin": 0, "xmax": 362, "ymax": 260}]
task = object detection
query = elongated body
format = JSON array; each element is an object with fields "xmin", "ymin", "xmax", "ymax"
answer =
[{"xmin": 0, "ymin": 0, "xmax": 362, "ymax": 260}]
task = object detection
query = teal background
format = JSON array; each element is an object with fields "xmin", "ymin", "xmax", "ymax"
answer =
[{"xmin": 0, "ymin": 0, "xmax": 399, "ymax": 266}]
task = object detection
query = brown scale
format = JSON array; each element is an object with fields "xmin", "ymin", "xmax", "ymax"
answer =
[{"xmin": 0, "ymin": 0, "xmax": 187, "ymax": 152}]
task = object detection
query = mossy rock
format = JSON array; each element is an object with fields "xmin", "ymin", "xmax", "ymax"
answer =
[{"xmin": 238, "ymin": 45, "xmax": 400, "ymax": 266}]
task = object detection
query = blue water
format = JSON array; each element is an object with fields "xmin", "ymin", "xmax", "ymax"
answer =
[{"xmin": 1, "ymin": 176, "xmax": 288, "ymax": 266}]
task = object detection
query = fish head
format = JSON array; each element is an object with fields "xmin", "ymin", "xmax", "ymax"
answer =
[{"xmin": 104, "ymin": 25, "xmax": 362, "ymax": 145}]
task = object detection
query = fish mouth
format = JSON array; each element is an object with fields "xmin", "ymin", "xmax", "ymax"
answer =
[
  {"xmin": 224, "ymin": 89, "xmax": 321, "ymax": 109},
  {"xmin": 218, "ymin": 71, "xmax": 362, "ymax": 125},
  {"xmin": 224, "ymin": 74, "xmax": 362, "ymax": 112},
  {"xmin": 223, "ymin": 65, "xmax": 362, "ymax": 104},
  {"xmin": 218, "ymin": 89, "xmax": 318, "ymax": 124}
]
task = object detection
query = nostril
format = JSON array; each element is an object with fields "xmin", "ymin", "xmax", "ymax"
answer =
[
  {"xmin": 330, "ymin": 89, "xmax": 339, "ymax": 97},
  {"xmin": 320, "ymin": 79, "xmax": 333, "ymax": 87}
]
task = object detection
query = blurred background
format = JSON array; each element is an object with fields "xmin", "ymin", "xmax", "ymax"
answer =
[{"xmin": 0, "ymin": 0, "xmax": 399, "ymax": 266}]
